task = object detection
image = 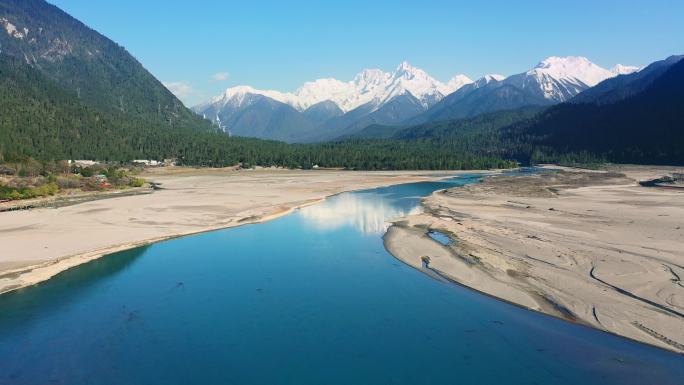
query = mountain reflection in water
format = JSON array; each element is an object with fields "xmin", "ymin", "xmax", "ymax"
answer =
[{"xmin": 299, "ymin": 193, "xmax": 422, "ymax": 235}]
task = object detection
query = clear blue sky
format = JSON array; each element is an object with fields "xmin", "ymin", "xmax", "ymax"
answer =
[{"xmin": 50, "ymin": 0, "xmax": 684, "ymax": 106}]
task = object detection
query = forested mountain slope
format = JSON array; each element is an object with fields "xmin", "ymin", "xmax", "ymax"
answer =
[
  {"xmin": 509, "ymin": 58, "xmax": 684, "ymax": 164},
  {"xmin": 0, "ymin": 0, "xmax": 220, "ymax": 161},
  {"xmin": 408, "ymin": 57, "xmax": 633, "ymax": 125},
  {"xmin": 0, "ymin": 0, "xmax": 206, "ymax": 129},
  {"xmin": 351, "ymin": 107, "xmax": 544, "ymax": 140},
  {"xmin": 570, "ymin": 55, "xmax": 682, "ymax": 105}
]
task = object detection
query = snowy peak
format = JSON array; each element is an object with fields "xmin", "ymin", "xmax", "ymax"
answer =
[
  {"xmin": 530, "ymin": 56, "xmax": 615, "ymax": 87},
  {"xmin": 483, "ymin": 74, "xmax": 505, "ymax": 82},
  {"xmin": 294, "ymin": 78, "xmax": 355, "ymax": 111},
  {"xmin": 196, "ymin": 56, "xmax": 640, "ymax": 125},
  {"xmin": 380, "ymin": 61, "xmax": 471, "ymax": 107},
  {"xmin": 473, "ymin": 74, "xmax": 505, "ymax": 88},
  {"xmin": 381, "ymin": 61, "xmax": 454, "ymax": 107},
  {"xmin": 198, "ymin": 62, "xmax": 469, "ymax": 114},
  {"xmin": 392, "ymin": 61, "xmax": 433, "ymax": 83},
  {"xmin": 295, "ymin": 78, "xmax": 351, "ymax": 98},
  {"xmin": 611, "ymin": 64, "xmax": 640, "ymax": 75},
  {"xmin": 292, "ymin": 68, "xmax": 389, "ymax": 113},
  {"xmin": 353, "ymin": 69, "xmax": 390, "ymax": 90},
  {"xmin": 514, "ymin": 56, "xmax": 643, "ymax": 102},
  {"xmin": 206, "ymin": 85, "xmax": 298, "ymax": 110},
  {"xmin": 417, "ymin": 55, "xmax": 642, "ymax": 125},
  {"xmin": 397, "ymin": 60, "xmax": 415, "ymax": 70},
  {"xmin": 447, "ymin": 74, "xmax": 474, "ymax": 91}
]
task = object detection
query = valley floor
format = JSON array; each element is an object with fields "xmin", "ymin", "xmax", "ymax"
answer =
[
  {"xmin": 385, "ymin": 165, "xmax": 684, "ymax": 353},
  {"xmin": 0, "ymin": 168, "xmax": 453, "ymax": 295},
  {"xmin": 4, "ymin": 164, "xmax": 683, "ymax": 353}
]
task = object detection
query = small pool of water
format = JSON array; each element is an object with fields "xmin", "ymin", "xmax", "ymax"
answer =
[{"xmin": 427, "ymin": 230, "xmax": 454, "ymax": 246}]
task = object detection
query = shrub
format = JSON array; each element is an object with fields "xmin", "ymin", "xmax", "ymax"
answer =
[
  {"xmin": 56, "ymin": 175, "xmax": 81, "ymax": 189},
  {"xmin": 129, "ymin": 178, "xmax": 145, "ymax": 188},
  {"xmin": 80, "ymin": 167, "xmax": 95, "ymax": 177},
  {"xmin": 0, "ymin": 183, "xmax": 59, "ymax": 200}
]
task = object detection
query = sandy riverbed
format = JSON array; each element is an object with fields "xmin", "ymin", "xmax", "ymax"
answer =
[
  {"xmin": 0, "ymin": 168, "xmax": 450, "ymax": 295},
  {"xmin": 384, "ymin": 165, "xmax": 684, "ymax": 353}
]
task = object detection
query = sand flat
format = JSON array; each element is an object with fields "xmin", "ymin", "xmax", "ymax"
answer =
[
  {"xmin": 0, "ymin": 168, "xmax": 448, "ymax": 295},
  {"xmin": 384, "ymin": 166, "xmax": 684, "ymax": 352}
]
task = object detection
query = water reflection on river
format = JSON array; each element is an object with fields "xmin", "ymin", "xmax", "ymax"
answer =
[{"xmin": 300, "ymin": 193, "xmax": 422, "ymax": 234}]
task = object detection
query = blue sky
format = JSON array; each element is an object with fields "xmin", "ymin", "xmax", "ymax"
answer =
[{"xmin": 51, "ymin": 0, "xmax": 684, "ymax": 106}]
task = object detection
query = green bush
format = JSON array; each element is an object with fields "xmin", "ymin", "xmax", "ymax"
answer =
[
  {"xmin": 0, "ymin": 182, "xmax": 59, "ymax": 200},
  {"xmin": 129, "ymin": 178, "xmax": 145, "ymax": 188},
  {"xmin": 79, "ymin": 167, "xmax": 95, "ymax": 177}
]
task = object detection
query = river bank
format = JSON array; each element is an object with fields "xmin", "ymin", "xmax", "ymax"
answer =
[
  {"xmin": 3, "ymin": 167, "xmax": 682, "ymax": 385},
  {"xmin": 384, "ymin": 165, "xmax": 684, "ymax": 353},
  {"xmin": 0, "ymin": 168, "xmax": 466, "ymax": 295}
]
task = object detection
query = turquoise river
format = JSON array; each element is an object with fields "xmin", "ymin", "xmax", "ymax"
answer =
[{"xmin": 0, "ymin": 172, "xmax": 682, "ymax": 384}]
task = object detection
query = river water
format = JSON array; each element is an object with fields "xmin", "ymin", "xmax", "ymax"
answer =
[{"xmin": 0, "ymin": 172, "xmax": 681, "ymax": 384}]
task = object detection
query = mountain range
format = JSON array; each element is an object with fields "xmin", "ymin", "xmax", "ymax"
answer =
[
  {"xmin": 514, "ymin": 55, "xmax": 684, "ymax": 164},
  {"xmin": 2, "ymin": 0, "xmax": 681, "ymax": 168},
  {"xmin": 194, "ymin": 57, "xmax": 639, "ymax": 142},
  {"xmin": 349, "ymin": 55, "xmax": 683, "ymax": 165},
  {"xmin": 193, "ymin": 62, "xmax": 473, "ymax": 142},
  {"xmin": 408, "ymin": 57, "xmax": 639, "ymax": 124}
]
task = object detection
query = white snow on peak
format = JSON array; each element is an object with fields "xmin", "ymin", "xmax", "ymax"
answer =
[
  {"xmin": 447, "ymin": 74, "xmax": 474, "ymax": 91},
  {"xmin": 199, "ymin": 62, "xmax": 470, "ymax": 113},
  {"xmin": 610, "ymin": 64, "xmax": 640, "ymax": 75},
  {"xmin": 295, "ymin": 73, "xmax": 384, "ymax": 112},
  {"xmin": 530, "ymin": 56, "xmax": 615, "ymax": 87},
  {"xmin": 199, "ymin": 56, "xmax": 639, "ymax": 112},
  {"xmin": 295, "ymin": 62, "xmax": 460, "ymax": 111},
  {"xmin": 483, "ymin": 74, "xmax": 505, "ymax": 82},
  {"xmin": 380, "ymin": 61, "xmax": 454, "ymax": 107},
  {"xmin": 473, "ymin": 74, "xmax": 505, "ymax": 88},
  {"xmin": 295, "ymin": 78, "xmax": 354, "ymax": 107},
  {"xmin": 202, "ymin": 85, "xmax": 299, "ymax": 110},
  {"xmin": 353, "ymin": 69, "xmax": 391, "ymax": 91},
  {"xmin": 517, "ymin": 56, "xmax": 640, "ymax": 101}
]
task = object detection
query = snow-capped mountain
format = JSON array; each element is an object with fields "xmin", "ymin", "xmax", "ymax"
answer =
[
  {"xmin": 194, "ymin": 62, "xmax": 471, "ymax": 141},
  {"xmin": 293, "ymin": 78, "xmax": 358, "ymax": 112},
  {"xmin": 572, "ymin": 55, "xmax": 682, "ymax": 105},
  {"xmin": 380, "ymin": 61, "xmax": 460, "ymax": 108},
  {"xmin": 409, "ymin": 56, "xmax": 637, "ymax": 124},
  {"xmin": 448, "ymin": 74, "xmax": 475, "ymax": 91},
  {"xmin": 610, "ymin": 64, "xmax": 641, "ymax": 76},
  {"xmin": 197, "ymin": 62, "xmax": 471, "ymax": 115},
  {"xmin": 194, "ymin": 85, "xmax": 295, "ymax": 113},
  {"xmin": 528, "ymin": 56, "xmax": 615, "ymax": 101},
  {"xmin": 511, "ymin": 57, "xmax": 640, "ymax": 101},
  {"xmin": 472, "ymin": 74, "xmax": 505, "ymax": 88},
  {"xmin": 193, "ymin": 56, "xmax": 639, "ymax": 142}
]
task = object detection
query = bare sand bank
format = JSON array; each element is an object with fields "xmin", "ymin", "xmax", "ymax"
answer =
[
  {"xmin": 0, "ymin": 169, "xmax": 450, "ymax": 295},
  {"xmin": 384, "ymin": 165, "xmax": 684, "ymax": 353}
]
